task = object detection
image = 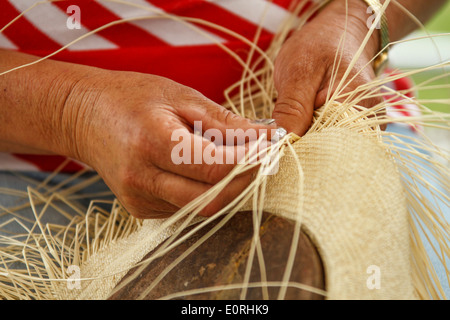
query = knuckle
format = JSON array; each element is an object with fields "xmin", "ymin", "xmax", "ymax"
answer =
[
  {"xmin": 221, "ymin": 108, "xmax": 241, "ymax": 126},
  {"xmin": 274, "ymin": 97, "xmax": 311, "ymax": 119},
  {"xmin": 222, "ymin": 109, "xmax": 233, "ymax": 126},
  {"xmin": 207, "ymin": 105, "xmax": 231, "ymax": 125},
  {"xmin": 128, "ymin": 126, "xmax": 151, "ymax": 153},
  {"xmin": 120, "ymin": 195, "xmax": 171, "ymax": 219},
  {"xmin": 148, "ymin": 170, "xmax": 166, "ymax": 200}
]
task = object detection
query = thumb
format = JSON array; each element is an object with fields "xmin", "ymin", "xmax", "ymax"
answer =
[{"xmin": 272, "ymin": 84, "xmax": 317, "ymax": 137}]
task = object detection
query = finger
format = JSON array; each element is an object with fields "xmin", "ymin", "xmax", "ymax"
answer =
[
  {"xmin": 124, "ymin": 200, "xmax": 178, "ymax": 220},
  {"xmin": 126, "ymin": 192, "xmax": 180, "ymax": 213},
  {"xmin": 273, "ymin": 94, "xmax": 315, "ymax": 137},
  {"xmin": 117, "ymin": 186, "xmax": 180, "ymax": 219},
  {"xmin": 137, "ymin": 166, "xmax": 253, "ymax": 217},
  {"xmin": 175, "ymin": 93, "xmax": 277, "ymax": 141},
  {"xmin": 199, "ymin": 173, "xmax": 253, "ymax": 217},
  {"xmin": 151, "ymin": 119, "xmax": 270, "ymax": 185},
  {"xmin": 272, "ymin": 59, "xmax": 324, "ymax": 137}
]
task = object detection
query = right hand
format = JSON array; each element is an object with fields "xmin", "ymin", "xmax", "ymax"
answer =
[{"xmin": 64, "ymin": 70, "xmax": 276, "ymax": 219}]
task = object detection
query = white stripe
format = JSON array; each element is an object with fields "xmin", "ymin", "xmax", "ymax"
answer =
[
  {"xmin": 405, "ymin": 104, "xmax": 422, "ymax": 118},
  {"xmin": 386, "ymin": 109, "xmax": 408, "ymax": 119},
  {"xmin": 0, "ymin": 153, "xmax": 40, "ymax": 171},
  {"xmin": 0, "ymin": 272, "xmax": 9, "ymax": 277},
  {"xmin": 386, "ymin": 109, "xmax": 417, "ymax": 130},
  {"xmin": 0, "ymin": 33, "xmax": 18, "ymax": 50},
  {"xmin": 390, "ymin": 31, "xmax": 450, "ymax": 70},
  {"xmin": 210, "ymin": 0, "xmax": 292, "ymax": 34},
  {"xmin": 388, "ymin": 104, "xmax": 421, "ymax": 118},
  {"xmin": 8, "ymin": 0, "xmax": 117, "ymax": 51},
  {"xmin": 98, "ymin": 0, "xmax": 225, "ymax": 46}
]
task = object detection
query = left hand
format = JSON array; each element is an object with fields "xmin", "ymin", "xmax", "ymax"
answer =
[{"xmin": 272, "ymin": 0, "xmax": 383, "ymax": 136}]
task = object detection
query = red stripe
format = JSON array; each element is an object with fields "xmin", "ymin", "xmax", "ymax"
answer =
[
  {"xmin": 384, "ymin": 69, "xmax": 415, "ymax": 116},
  {"xmin": 385, "ymin": 69, "xmax": 415, "ymax": 98},
  {"xmin": 272, "ymin": 0, "xmax": 312, "ymax": 12},
  {"xmin": 44, "ymin": 40, "xmax": 273, "ymax": 104},
  {"xmin": 1, "ymin": 1, "xmax": 61, "ymax": 52},
  {"xmin": 13, "ymin": 154, "xmax": 85, "ymax": 172},
  {"xmin": 146, "ymin": 0, "xmax": 274, "ymax": 42},
  {"xmin": 272, "ymin": 0, "xmax": 296, "ymax": 10},
  {"xmin": 51, "ymin": 0, "xmax": 169, "ymax": 48},
  {"xmin": 392, "ymin": 76, "xmax": 414, "ymax": 98}
]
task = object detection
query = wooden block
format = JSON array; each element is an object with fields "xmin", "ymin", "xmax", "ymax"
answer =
[{"xmin": 109, "ymin": 211, "xmax": 325, "ymax": 300}]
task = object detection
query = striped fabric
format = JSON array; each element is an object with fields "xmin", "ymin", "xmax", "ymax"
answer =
[
  {"xmin": 0, "ymin": 0, "xmax": 417, "ymax": 172},
  {"xmin": 383, "ymin": 69, "xmax": 422, "ymax": 132}
]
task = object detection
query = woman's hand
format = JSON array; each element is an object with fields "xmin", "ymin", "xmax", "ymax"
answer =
[
  {"xmin": 272, "ymin": 0, "xmax": 383, "ymax": 136},
  {"xmin": 65, "ymin": 71, "xmax": 275, "ymax": 219},
  {"xmin": 0, "ymin": 50, "xmax": 275, "ymax": 219}
]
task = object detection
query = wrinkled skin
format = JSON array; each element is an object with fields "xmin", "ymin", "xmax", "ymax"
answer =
[
  {"xmin": 0, "ymin": 0, "xmax": 446, "ymax": 219},
  {"xmin": 273, "ymin": 0, "xmax": 382, "ymax": 136}
]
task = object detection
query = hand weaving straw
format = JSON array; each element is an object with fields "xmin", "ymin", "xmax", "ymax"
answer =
[{"xmin": 0, "ymin": 0, "xmax": 448, "ymax": 300}]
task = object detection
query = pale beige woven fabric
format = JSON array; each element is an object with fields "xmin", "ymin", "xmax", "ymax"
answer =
[
  {"xmin": 250, "ymin": 128, "xmax": 415, "ymax": 299},
  {"xmin": 63, "ymin": 126, "xmax": 415, "ymax": 300},
  {"xmin": 63, "ymin": 216, "xmax": 204, "ymax": 299}
]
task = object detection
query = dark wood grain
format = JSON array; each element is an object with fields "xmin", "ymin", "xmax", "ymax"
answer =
[{"xmin": 108, "ymin": 211, "xmax": 325, "ymax": 300}]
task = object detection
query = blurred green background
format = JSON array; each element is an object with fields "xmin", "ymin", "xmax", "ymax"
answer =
[
  {"xmin": 427, "ymin": 2, "xmax": 450, "ymax": 31},
  {"xmin": 385, "ymin": 2, "xmax": 450, "ymax": 163},
  {"xmin": 393, "ymin": 2, "xmax": 450, "ymax": 114}
]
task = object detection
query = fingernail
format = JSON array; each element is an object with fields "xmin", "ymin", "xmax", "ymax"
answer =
[
  {"xmin": 272, "ymin": 127, "xmax": 287, "ymax": 142},
  {"xmin": 251, "ymin": 118, "xmax": 276, "ymax": 125}
]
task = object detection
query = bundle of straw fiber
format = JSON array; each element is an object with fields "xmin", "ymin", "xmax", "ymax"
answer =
[{"xmin": 0, "ymin": 0, "xmax": 449, "ymax": 300}]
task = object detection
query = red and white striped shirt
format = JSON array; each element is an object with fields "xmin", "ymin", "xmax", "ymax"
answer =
[{"xmin": 0, "ymin": 0, "xmax": 417, "ymax": 172}]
